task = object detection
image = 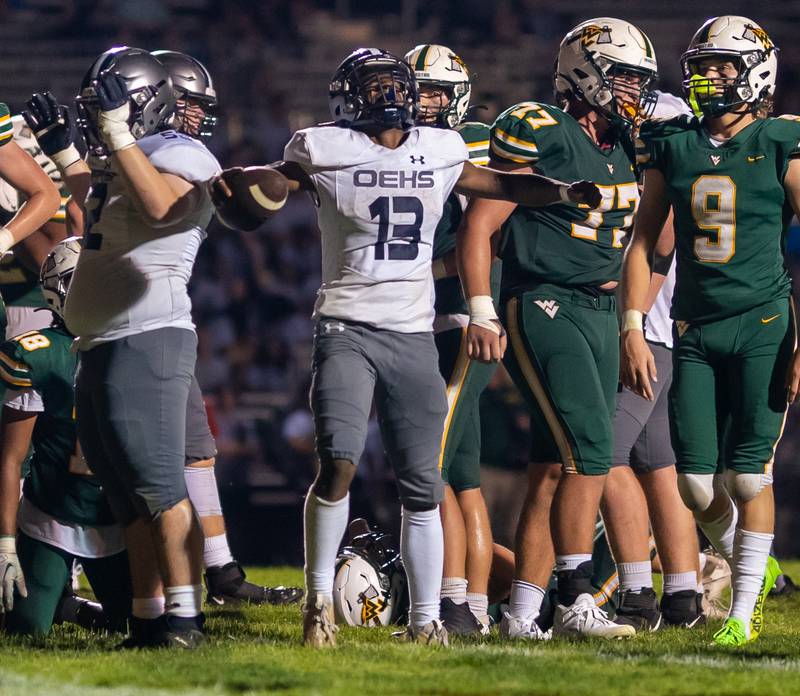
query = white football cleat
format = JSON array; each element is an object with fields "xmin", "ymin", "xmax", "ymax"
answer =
[
  {"xmin": 553, "ymin": 593, "xmax": 635, "ymax": 639},
  {"xmin": 397, "ymin": 619, "xmax": 449, "ymax": 646},
  {"xmin": 302, "ymin": 593, "xmax": 338, "ymax": 648},
  {"xmin": 500, "ymin": 612, "xmax": 551, "ymax": 641}
]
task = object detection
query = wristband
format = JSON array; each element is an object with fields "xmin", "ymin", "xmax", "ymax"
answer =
[
  {"xmin": 0, "ymin": 226, "xmax": 14, "ymax": 255},
  {"xmin": 558, "ymin": 184, "xmax": 570, "ymax": 203},
  {"xmin": 0, "ymin": 535, "xmax": 16, "ymax": 554},
  {"xmin": 621, "ymin": 309, "xmax": 644, "ymax": 333},
  {"xmin": 50, "ymin": 144, "xmax": 82, "ymax": 172},
  {"xmin": 468, "ymin": 295, "xmax": 501, "ymax": 335},
  {"xmin": 431, "ymin": 258, "xmax": 447, "ymax": 280}
]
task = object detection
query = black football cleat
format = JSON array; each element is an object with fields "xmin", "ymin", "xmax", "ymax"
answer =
[
  {"xmin": 614, "ymin": 587, "xmax": 662, "ymax": 632},
  {"xmin": 205, "ymin": 561, "xmax": 303, "ymax": 606},
  {"xmin": 660, "ymin": 590, "xmax": 706, "ymax": 628},
  {"xmin": 770, "ymin": 573, "xmax": 797, "ymax": 598},
  {"xmin": 116, "ymin": 617, "xmax": 164, "ymax": 650},
  {"xmin": 439, "ymin": 597, "xmax": 484, "ymax": 636}
]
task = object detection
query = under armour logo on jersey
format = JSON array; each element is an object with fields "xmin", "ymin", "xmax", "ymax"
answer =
[
  {"xmin": 410, "ymin": 155, "xmax": 425, "ymax": 164},
  {"xmin": 710, "ymin": 154, "xmax": 721, "ymax": 166},
  {"xmin": 322, "ymin": 321, "xmax": 345, "ymax": 334},
  {"xmin": 606, "ymin": 163, "xmax": 614, "ymax": 175},
  {"xmin": 534, "ymin": 299, "xmax": 560, "ymax": 319}
]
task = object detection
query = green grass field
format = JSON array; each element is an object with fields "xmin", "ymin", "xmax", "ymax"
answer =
[{"xmin": 1, "ymin": 563, "xmax": 799, "ymax": 696}]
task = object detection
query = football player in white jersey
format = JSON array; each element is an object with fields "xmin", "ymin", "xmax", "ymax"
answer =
[
  {"xmin": 24, "ymin": 46, "xmax": 221, "ymax": 648},
  {"xmin": 212, "ymin": 47, "xmax": 601, "ymax": 647}
]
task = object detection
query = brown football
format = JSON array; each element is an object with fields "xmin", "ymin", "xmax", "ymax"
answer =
[{"xmin": 212, "ymin": 166, "xmax": 290, "ymax": 231}]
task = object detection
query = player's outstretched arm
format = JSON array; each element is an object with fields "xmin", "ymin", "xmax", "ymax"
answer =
[
  {"xmin": 781, "ymin": 158, "xmax": 800, "ymax": 403},
  {"xmin": 0, "ymin": 139, "xmax": 61, "ymax": 256},
  {"xmin": 453, "ymin": 160, "xmax": 602, "ymax": 209},
  {"xmin": 23, "ymin": 91, "xmax": 91, "ymax": 212},
  {"xmin": 620, "ymin": 168, "xmax": 670, "ymax": 401},
  {"xmin": 0, "ymin": 405, "xmax": 37, "ymax": 612}
]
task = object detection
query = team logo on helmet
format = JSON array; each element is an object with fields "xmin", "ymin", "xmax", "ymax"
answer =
[
  {"xmin": 743, "ymin": 24, "xmax": 774, "ymax": 49},
  {"xmin": 580, "ymin": 24, "xmax": 613, "ymax": 47},
  {"xmin": 360, "ymin": 594, "xmax": 388, "ymax": 625}
]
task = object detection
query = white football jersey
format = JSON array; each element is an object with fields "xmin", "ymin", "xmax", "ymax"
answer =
[
  {"xmin": 284, "ymin": 125, "xmax": 468, "ymax": 333},
  {"xmin": 65, "ymin": 130, "xmax": 220, "ymax": 349}
]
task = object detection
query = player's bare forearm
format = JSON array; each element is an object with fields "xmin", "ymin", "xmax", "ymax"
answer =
[
  {"xmin": 457, "ymin": 197, "xmax": 510, "ymax": 298},
  {"xmin": 16, "ymin": 221, "xmax": 68, "ymax": 272},
  {"xmin": 60, "ymin": 160, "xmax": 91, "ymax": 210},
  {"xmin": 454, "ymin": 161, "xmax": 601, "ymax": 208},
  {"xmin": 642, "ymin": 210, "xmax": 676, "ymax": 311},
  {"xmin": 113, "ymin": 145, "xmax": 199, "ymax": 228},
  {"xmin": 0, "ymin": 408, "xmax": 37, "ymax": 535},
  {"xmin": 0, "ymin": 142, "xmax": 61, "ymax": 245}
]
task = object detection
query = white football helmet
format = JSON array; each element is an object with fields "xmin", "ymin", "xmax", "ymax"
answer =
[
  {"xmin": 404, "ymin": 44, "xmax": 471, "ymax": 128},
  {"xmin": 40, "ymin": 236, "xmax": 81, "ymax": 321},
  {"xmin": 554, "ymin": 17, "xmax": 658, "ymax": 125},
  {"xmin": 332, "ymin": 519, "xmax": 408, "ymax": 627},
  {"xmin": 681, "ymin": 16, "xmax": 777, "ymax": 117}
]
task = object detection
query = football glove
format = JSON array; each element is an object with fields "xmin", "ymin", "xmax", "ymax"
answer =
[
  {"xmin": 23, "ymin": 91, "xmax": 82, "ymax": 170},
  {"xmin": 0, "ymin": 535, "xmax": 27, "ymax": 613},
  {"xmin": 93, "ymin": 70, "xmax": 135, "ymax": 152}
]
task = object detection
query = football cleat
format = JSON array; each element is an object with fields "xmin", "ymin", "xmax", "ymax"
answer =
[
  {"xmin": 713, "ymin": 617, "xmax": 748, "ymax": 647},
  {"xmin": 396, "ymin": 619, "xmax": 449, "ymax": 646},
  {"xmin": 499, "ymin": 611, "xmax": 551, "ymax": 641},
  {"xmin": 749, "ymin": 555, "xmax": 781, "ymax": 641},
  {"xmin": 439, "ymin": 597, "xmax": 484, "ymax": 636},
  {"xmin": 553, "ymin": 593, "xmax": 636, "ymax": 639},
  {"xmin": 660, "ymin": 590, "xmax": 706, "ymax": 628},
  {"xmin": 614, "ymin": 588, "xmax": 662, "ymax": 632},
  {"xmin": 701, "ymin": 549, "xmax": 731, "ymax": 620},
  {"xmin": 771, "ymin": 573, "xmax": 797, "ymax": 597},
  {"xmin": 205, "ymin": 561, "xmax": 303, "ymax": 606},
  {"xmin": 158, "ymin": 614, "xmax": 207, "ymax": 650},
  {"xmin": 116, "ymin": 617, "xmax": 163, "ymax": 650},
  {"xmin": 303, "ymin": 593, "xmax": 338, "ymax": 648}
]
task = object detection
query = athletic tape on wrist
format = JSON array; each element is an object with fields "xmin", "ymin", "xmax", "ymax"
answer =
[
  {"xmin": 0, "ymin": 536, "xmax": 16, "ymax": 553},
  {"xmin": 621, "ymin": 309, "xmax": 644, "ymax": 333},
  {"xmin": 0, "ymin": 227, "xmax": 14, "ymax": 255},
  {"xmin": 50, "ymin": 144, "xmax": 82, "ymax": 171},
  {"xmin": 468, "ymin": 295, "xmax": 501, "ymax": 335},
  {"xmin": 99, "ymin": 106, "xmax": 136, "ymax": 152}
]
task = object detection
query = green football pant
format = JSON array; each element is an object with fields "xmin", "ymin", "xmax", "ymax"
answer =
[
  {"xmin": 5, "ymin": 531, "xmax": 132, "ymax": 635},
  {"xmin": 669, "ymin": 296, "xmax": 795, "ymax": 475},
  {"xmin": 435, "ymin": 326, "xmax": 498, "ymax": 491},
  {"xmin": 501, "ymin": 286, "xmax": 618, "ymax": 475}
]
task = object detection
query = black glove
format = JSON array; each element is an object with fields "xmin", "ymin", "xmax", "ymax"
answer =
[
  {"xmin": 93, "ymin": 70, "xmax": 130, "ymax": 112},
  {"xmin": 22, "ymin": 91, "xmax": 78, "ymax": 158}
]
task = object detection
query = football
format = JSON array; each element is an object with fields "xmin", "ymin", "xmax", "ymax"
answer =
[{"xmin": 211, "ymin": 166, "xmax": 290, "ymax": 231}]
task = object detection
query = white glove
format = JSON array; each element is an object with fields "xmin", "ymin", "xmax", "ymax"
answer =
[
  {"xmin": 98, "ymin": 103, "xmax": 136, "ymax": 152},
  {"xmin": 0, "ymin": 535, "xmax": 27, "ymax": 612}
]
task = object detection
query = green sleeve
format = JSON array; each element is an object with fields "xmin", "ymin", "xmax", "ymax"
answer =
[
  {"xmin": 455, "ymin": 121, "xmax": 490, "ymax": 166},
  {"xmin": 0, "ymin": 104, "xmax": 12, "ymax": 147},
  {"xmin": 0, "ymin": 337, "xmax": 34, "ymax": 391},
  {"xmin": 489, "ymin": 102, "xmax": 561, "ymax": 166}
]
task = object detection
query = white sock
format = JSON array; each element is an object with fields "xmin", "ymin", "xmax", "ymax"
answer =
[
  {"xmin": 204, "ymin": 533, "xmax": 235, "ymax": 569},
  {"xmin": 303, "ymin": 491, "xmax": 349, "ymax": 601},
  {"xmin": 401, "ymin": 506, "xmax": 443, "ymax": 631},
  {"xmin": 441, "ymin": 577, "xmax": 468, "ymax": 604},
  {"xmin": 663, "ymin": 571, "xmax": 698, "ymax": 595},
  {"xmin": 164, "ymin": 584, "xmax": 203, "ymax": 618},
  {"xmin": 509, "ymin": 580, "xmax": 546, "ymax": 620},
  {"xmin": 697, "ymin": 496, "xmax": 737, "ymax": 566},
  {"xmin": 618, "ymin": 561, "xmax": 653, "ymax": 592},
  {"xmin": 555, "ymin": 553, "xmax": 591, "ymax": 572},
  {"xmin": 729, "ymin": 529, "xmax": 774, "ymax": 636},
  {"xmin": 466, "ymin": 592, "xmax": 488, "ymax": 620},
  {"xmin": 132, "ymin": 596, "xmax": 165, "ymax": 620}
]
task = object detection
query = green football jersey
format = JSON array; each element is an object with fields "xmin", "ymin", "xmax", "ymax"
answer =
[
  {"xmin": 637, "ymin": 115, "xmax": 797, "ymax": 323},
  {"xmin": 0, "ymin": 326, "xmax": 115, "ymax": 526},
  {"xmin": 0, "ymin": 104, "xmax": 12, "ymax": 147},
  {"xmin": 0, "ymin": 255, "xmax": 48, "ymax": 308},
  {"xmin": 490, "ymin": 102, "xmax": 639, "ymax": 295},
  {"xmin": 433, "ymin": 121, "xmax": 497, "ymax": 315}
]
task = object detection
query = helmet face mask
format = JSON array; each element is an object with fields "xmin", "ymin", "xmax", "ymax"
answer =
[
  {"xmin": 404, "ymin": 44, "xmax": 472, "ymax": 128},
  {"xmin": 555, "ymin": 18, "xmax": 658, "ymax": 127},
  {"xmin": 40, "ymin": 236, "xmax": 82, "ymax": 322},
  {"xmin": 152, "ymin": 50, "xmax": 218, "ymax": 139},
  {"xmin": 681, "ymin": 16, "xmax": 777, "ymax": 118},
  {"xmin": 76, "ymin": 46, "xmax": 176, "ymax": 157},
  {"xmin": 329, "ymin": 49, "xmax": 418, "ymax": 132}
]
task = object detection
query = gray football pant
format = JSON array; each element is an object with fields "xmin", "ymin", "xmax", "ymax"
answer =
[{"xmin": 311, "ymin": 318, "xmax": 447, "ymax": 510}]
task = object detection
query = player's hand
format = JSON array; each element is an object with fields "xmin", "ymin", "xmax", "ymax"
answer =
[
  {"xmin": 620, "ymin": 329, "xmax": 657, "ymax": 401},
  {"xmin": 466, "ymin": 321, "xmax": 507, "ymax": 363},
  {"xmin": 208, "ymin": 168, "xmax": 241, "ymax": 208},
  {"xmin": 785, "ymin": 347, "xmax": 800, "ymax": 404},
  {"xmin": 0, "ymin": 536, "xmax": 27, "ymax": 613},
  {"xmin": 22, "ymin": 91, "xmax": 78, "ymax": 158},
  {"xmin": 566, "ymin": 180, "xmax": 602, "ymax": 208},
  {"xmin": 93, "ymin": 70, "xmax": 135, "ymax": 152}
]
